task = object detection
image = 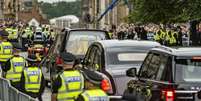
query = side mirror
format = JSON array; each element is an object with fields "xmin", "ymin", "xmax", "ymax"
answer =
[{"xmin": 126, "ymin": 68, "xmax": 137, "ymax": 77}]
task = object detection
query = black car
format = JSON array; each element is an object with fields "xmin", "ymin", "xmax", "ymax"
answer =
[
  {"xmin": 82, "ymin": 40, "xmax": 160, "ymax": 95},
  {"xmin": 41, "ymin": 29, "xmax": 110, "ymax": 81},
  {"xmin": 123, "ymin": 46, "xmax": 201, "ymax": 101}
]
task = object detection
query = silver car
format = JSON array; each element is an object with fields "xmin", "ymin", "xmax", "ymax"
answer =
[{"xmin": 82, "ymin": 40, "xmax": 161, "ymax": 96}]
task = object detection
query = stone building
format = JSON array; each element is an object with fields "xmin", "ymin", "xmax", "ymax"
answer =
[
  {"xmin": 81, "ymin": 0, "xmax": 130, "ymax": 29},
  {"xmin": 1, "ymin": 0, "xmax": 48, "ymax": 24},
  {"xmin": 17, "ymin": 0, "xmax": 48, "ymax": 24},
  {"xmin": 2, "ymin": 0, "xmax": 20, "ymax": 19},
  {"xmin": 0, "ymin": 0, "xmax": 3, "ymax": 18}
]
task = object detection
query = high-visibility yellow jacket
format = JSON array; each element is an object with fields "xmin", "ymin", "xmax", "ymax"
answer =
[
  {"xmin": 154, "ymin": 33, "xmax": 161, "ymax": 41},
  {"xmin": 0, "ymin": 42, "xmax": 13, "ymax": 62},
  {"xmin": 5, "ymin": 28, "xmax": 12, "ymax": 34},
  {"xmin": 80, "ymin": 89, "xmax": 109, "ymax": 101},
  {"xmin": 8, "ymin": 29, "xmax": 18, "ymax": 39},
  {"xmin": 23, "ymin": 28, "xmax": 33, "ymax": 38},
  {"xmin": 24, "ymin": 67, "xmax": 42, "ymax": 93},
  {"xmin": 169, "ymin": 36, "xmax": 176, "ymax": 45},
  {"xmin": 6, "ymin": 56, "xmax": 26, "ymax": 82},
  {"xmin": 57, "ymin": 70, "xmax": 84, "ymax": 101}
]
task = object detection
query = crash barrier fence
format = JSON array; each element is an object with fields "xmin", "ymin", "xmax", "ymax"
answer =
[{"xmin": 0, "ymin": 77, "xmax": 36, "ymax": 101}]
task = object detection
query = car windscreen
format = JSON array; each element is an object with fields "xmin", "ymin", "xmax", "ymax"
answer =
[
  {"xmin": 175, "ymin": 57, "xmax": 201, "ymax": 82},
  {"xmin": 106, "ymin": 47, "xmax": 148, "ymax": 65},
  {"xmin": 65, "ymin": 31, "xmax": 107, "ymax": 55}
]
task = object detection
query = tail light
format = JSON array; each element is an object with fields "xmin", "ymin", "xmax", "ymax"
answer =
[
  {"xmin": 56, "ymin": 56, "xmax": 63, "ymax": 65},
  {"xmin": 101, "ymin": 79, "xmax": 111, "ymax": 92},
  {"xmin": 162, "ymin": 89, "xmax": 175, "ymax": 101}
]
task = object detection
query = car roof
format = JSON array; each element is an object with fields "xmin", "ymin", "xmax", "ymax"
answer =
[
  {"xmin": 151, "ymin": 46, "xmax": 201, "ymax": 57},
  {"xmin": 95, "ymin": 40, "xmax": 161, "ymax": 48},
  {"xmin": 68, "ymin": 29, "xmax": 107, "ymax": 32}
]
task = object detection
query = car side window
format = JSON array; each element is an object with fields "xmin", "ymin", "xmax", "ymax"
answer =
[
  {"xmin": 93, "ymin": 48, "xmax": 102, "ymax": 71},
  {"xmin": 146, "ymin": 53, "xmax": 161, "ymax": 79},
  {"xmin": 53, "ymin": 34, "xmax": 63, "ymax": 54},
  {"xmin": 160, "ymin": 56, "xmax": 173, "ymax": 81},
  {"xmin": 85, "ymin": 46, "xmax": 97, "ymax": 70},
  {"xmin": 84, "ymin": 46, "xmax": 92, "ymax": 63},
  {"xmin": 156, "ymin": 54, "xmax": 169, "ymax": 80},
  {"xmin": 139, "ymin": 53, "xmax": 153, "ymax": 78}
]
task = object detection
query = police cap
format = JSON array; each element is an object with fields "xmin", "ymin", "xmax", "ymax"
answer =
[
  {"xmin": 60, "ymin": 52, "xmax": 76, "ymax": 64},
  {"xmin": 83, "ymin": 69, "xmax": 103, "ymax": 84}
]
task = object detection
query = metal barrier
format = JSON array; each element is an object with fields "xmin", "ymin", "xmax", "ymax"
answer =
[{"xmin": 0, "ymin": 77, "xmax": 36, "ymax": 101}]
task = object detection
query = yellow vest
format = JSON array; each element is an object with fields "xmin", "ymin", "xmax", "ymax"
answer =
[
  {"xmin": 8, "ymin": 29, "xmax": 18, "ymax": 39},
  {"xmin": 159, "ymin": 30, "xmax": 166, "ymax": 40},
  {"xmin": 154, "ymin": 33, "xmax": 160, "ymax": 41},
  {"xmin": 81, "ymin": 89, "xmax": 109, "ymax": 101},
  {"xmin": 24, "ymin": 67, "xmax": 42, "ymax": 93},
  {"xmin": 6, "ymin": 56, "xmax": 26, "ymax": 82},
  {"xmin": 169, "ymin": 36, "xmax": 176, "ymax": 45},
  {"xmin": 5, "ymin": 28, "xmax": 12, "ymax": 34},
  {"xmin": 0, "ymin": 42, "xmax": 13, "ymax": 62},
  {"xmin": 57, "ymin": 70, "xmax": 84, "ymax": 101}
]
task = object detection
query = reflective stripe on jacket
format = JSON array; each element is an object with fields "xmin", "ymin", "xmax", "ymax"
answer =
[
  {"xmin": 81, "ymin": 89, "xmax": 109, "ymax": 101},
  {"xmin": 24, "ymin": 67, "xmax": 42, "ymax": 93},
  {"xmin": 0, "ymin": 42, "xmax": 13, "ymax": 62},
  {"xmin": 6, "ymin": 56, "xmax": 26, "ymax": 82},
  {"xmin": 57, "ymin": 70, "xmax": 84, "ymax": 101}
]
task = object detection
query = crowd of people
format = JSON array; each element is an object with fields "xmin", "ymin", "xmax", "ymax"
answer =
[
  {"xmin": 0, "ymin": 21, "xmax": 56, "ymax": 49},
  {"xmin": 0, "ymin": 21, "xmax": 55, "ymax": 101},
  {"xmin": 107, "ymin": 23, "xmax": 190, "ymax": 46},
  {"xmin": 0, "ymin": 20, "xmax": 110, "ymax": 101}
]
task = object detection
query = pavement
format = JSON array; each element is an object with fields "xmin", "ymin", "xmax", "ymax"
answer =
[{"xmin": 42, "ymin": 88, "xmax": 51, "ymax": 101}]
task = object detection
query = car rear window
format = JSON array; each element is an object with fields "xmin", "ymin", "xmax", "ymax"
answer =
[
  {"xmin": 175, "ymin": 57, "xmax": 201, "ymax": 82},
  {"xmin": 65, "ymin": 31, "xmax": 107, "ymax": 55},
  {"xmin": 107, "ymin": 47, "xmax": 148, "ymax": 65},
  {"xmin": 118, "ymin": 53, "xmax": 147, "ymax": 61}
]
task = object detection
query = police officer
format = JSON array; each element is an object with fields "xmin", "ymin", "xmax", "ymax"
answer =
[
  {"xmin": 51, "ymin": 52, "xmax": 84, "ymax": 101},
  {"xmin": 77, "ymin": 89, "xmax": 109, "ymax": 101},
  {"xmin": 22, "ymin": 27, "xmax": 32, "ymax": 50},
  {"xmin": 20, "ymin": 54, "xmax": 45, "ymax": 101},
  {"xmin": 8, "ymin": 25, "xmax": 18, "ymax": 41},
  {"xmin": 76, "ymin": 69, "xmax": 109, "ymax": 101},
  {"xmin": 5, "ymin": 25, "xmax": 12, "ymax": 35},
  {"xmin": 0, "ymin": 37, "xmax": 13, "ymax": 69},
  {"xmin": 2, "ymin": 49, "xmax": 26, "ymax": 90}
]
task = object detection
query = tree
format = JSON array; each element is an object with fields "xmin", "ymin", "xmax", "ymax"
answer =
[
  {"xmin": 39, "ymin": 1, "xmax": 81, "ymax": 19},
  {"xmin": 128, "ymin": 0, "xmax": 201, "ymax": 24}
]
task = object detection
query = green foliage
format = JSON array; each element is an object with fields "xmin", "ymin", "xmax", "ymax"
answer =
[
  {"xmin": 39, "ymin": 1, "xmax": 81, "ymax": 19},
  {"xmin": 129, "ymin": 0, "xmax": 201, "ymax": 23}
]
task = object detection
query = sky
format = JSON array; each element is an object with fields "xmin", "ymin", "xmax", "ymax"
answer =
[{"xmin": 38, "ymin": 0, "xmax": 76, "ymax": 3}]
